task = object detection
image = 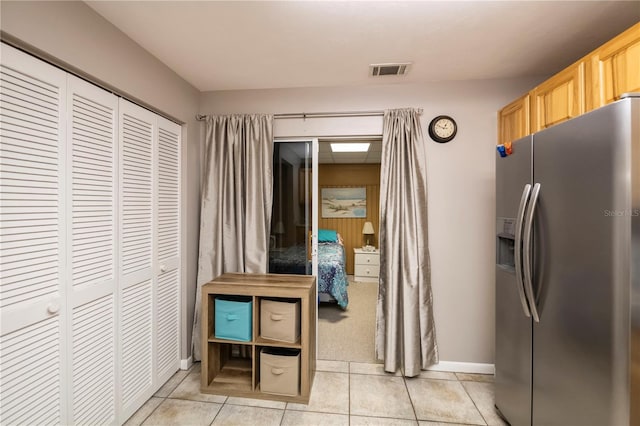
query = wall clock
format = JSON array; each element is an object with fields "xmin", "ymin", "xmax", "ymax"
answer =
[{"xmin": 428, "ymin": 115, "xmax": 457, "ymax": 143}]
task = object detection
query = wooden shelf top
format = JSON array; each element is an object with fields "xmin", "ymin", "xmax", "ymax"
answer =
[{"xmin": 203, "ymin": 273, "xmax": 316, "ymax": 294}]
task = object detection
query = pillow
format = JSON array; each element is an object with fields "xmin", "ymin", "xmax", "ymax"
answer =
[
  {"xmin": 307, "ymin": 229, "xmax": 341, "ymax": 260},
  {"xmin": 318, "ymin": 229, "xmax": 338, "ymax": 243}
]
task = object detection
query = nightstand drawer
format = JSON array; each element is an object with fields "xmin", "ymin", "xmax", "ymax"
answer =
[
  {"xmin": 354, "ymin": 264, "xmax": 380, "ymax": 278},
  {"xmin": 355, "ymin": 253, "xmax": 379, "ymax": 266}
]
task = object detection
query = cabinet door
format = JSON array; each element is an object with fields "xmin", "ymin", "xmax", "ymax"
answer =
[
  {"xmin": 531, "ymin": 62, "xmax": 585, "ymax": 132},
  {"xmin": 0, "ymin": 43, "xmax": 68, "ymax": 425},
  {"xmin": 589, "ymin": 22, "xmax": 640, "ymax": 110},
  {"xmin": 155, "ymin": 117, "xmax": 181, "ymax": 384},
  {"xmin": 118, "ymin": 99, "xmax": 156, "ymax": 420},
  {"xmin": 66, "ymin": 75, "xmax": 119, "ymax": 425},
  {"xmin": 498, "ymin": 94, "xmax": 530, "ymax": 145}
]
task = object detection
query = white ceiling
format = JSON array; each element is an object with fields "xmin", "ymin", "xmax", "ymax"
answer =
[{"xmin": 86, "ymin": 1, "xmax": 639, "ymax": 92}]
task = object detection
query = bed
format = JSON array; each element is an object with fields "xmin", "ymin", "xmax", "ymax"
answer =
[{"xmin": 268, "ymin": 230, "xmax": 349, "ymax": 308}]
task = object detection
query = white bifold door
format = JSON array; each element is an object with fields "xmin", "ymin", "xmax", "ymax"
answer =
[
  {"xmin": 0, "ymin": 41, "xmax": 68, "ymax": 426},
  {"xmin": 118, "ymin": 100, "xmax": 181, "ymax": 420},
  {"xmin": 0, "ymin": 43, "xmax": 181, "ymax": 425}
]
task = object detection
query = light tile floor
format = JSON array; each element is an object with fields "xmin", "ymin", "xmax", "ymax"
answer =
[{"xmin": 125, "ymin": 361, "xmax": 507, "ymax": 426}]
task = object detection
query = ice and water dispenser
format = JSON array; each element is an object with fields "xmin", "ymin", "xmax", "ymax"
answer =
[{"xmin": 496, "ymin": 217, "xmax": 516, "ymax": 270}]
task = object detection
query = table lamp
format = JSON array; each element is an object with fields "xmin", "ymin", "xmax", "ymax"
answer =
[{"xmin": 362, "ymin": 221, "xmax": 375, "ymax": 250}]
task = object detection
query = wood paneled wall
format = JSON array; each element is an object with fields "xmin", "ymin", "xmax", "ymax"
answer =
[{"xmin": 318, "ymin": 164, "xmax": 381, "ymax": 275}]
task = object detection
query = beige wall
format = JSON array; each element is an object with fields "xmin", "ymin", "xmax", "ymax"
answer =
[
  {"xmin": 199, "ymin": 78, "xmax": 545, "ymax": 364},
  {"xmin": 1, "ymin": 1, "xmax": 201, "ymax": 361}
]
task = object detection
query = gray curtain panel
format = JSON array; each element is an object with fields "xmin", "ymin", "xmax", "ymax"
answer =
[
  {"xmin": 191, "ymin": 114, "xmax": 274, "ymax": 361},
  {"xmin": 375, "ymin": 108, "xmax": 438, "ymax": 377}
]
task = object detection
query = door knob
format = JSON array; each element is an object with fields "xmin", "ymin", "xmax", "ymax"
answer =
[
  {"xmin": 47, "ymin": 302, "xmax": 60, "ymax": 314},
  {"xmin": 160, "ymin": 264, "xmax": 167, "ymax": 273}
]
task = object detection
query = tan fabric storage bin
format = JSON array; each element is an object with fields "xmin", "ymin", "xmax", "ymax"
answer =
[
  {"xmin": 260, "ymin": 298, "xmax": 300, "ymax": 343},
  {"xmin": 260, "ymin": 348, "xmax": 300, "ymax": 396}
]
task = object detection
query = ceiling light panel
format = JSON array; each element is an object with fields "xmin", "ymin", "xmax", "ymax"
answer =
[{"xmin": 330, "ymin": 143, "xmax": 371, "ymax": 152}]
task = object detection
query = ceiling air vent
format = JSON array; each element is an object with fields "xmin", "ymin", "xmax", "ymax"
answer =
[{"xmin": 369, "ymin": 63, "xmax": 411, "ymax": 77}]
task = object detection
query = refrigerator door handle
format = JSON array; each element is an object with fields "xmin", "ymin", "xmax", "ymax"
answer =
[
  {"xmin": 523, "ymin": 182, "xmax": 541, "ymax": 322},
  {"xmin": 514, "ymin": 184, "xmax": 532, "ymax": 318}
]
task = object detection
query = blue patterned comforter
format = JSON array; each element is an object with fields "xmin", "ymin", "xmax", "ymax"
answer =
[
  {"xmin": 268, "ymin": 242, "xmax": 349, "ymax": 308},
  {"xmin": 317, "ymin": 242, "xmax": 349, "ymax": 308}
]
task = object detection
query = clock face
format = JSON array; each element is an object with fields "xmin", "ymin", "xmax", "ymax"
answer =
[
  {"xmin": 433, "ymin": 118, "xmax": 455, "ymax": 138},
  {"xmin": 429, "ymin": 115, "xmax": 457, "ymax": 143}
]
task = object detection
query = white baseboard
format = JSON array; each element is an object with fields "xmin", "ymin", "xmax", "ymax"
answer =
[
  {"xmin": 180, "ymin": 356, "xmax": 193, "ymax": 370},
  {"xmin": 427, "ymin": 361, "xmax": 495, "ymax": 375}
]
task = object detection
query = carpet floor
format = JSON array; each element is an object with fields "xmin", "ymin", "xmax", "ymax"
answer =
[{"xmin": 318, "ymin": 278, "xmax": 378, "ymax": 363}]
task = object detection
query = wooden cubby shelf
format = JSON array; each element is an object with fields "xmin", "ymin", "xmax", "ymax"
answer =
[
  {"xmin": 201, "ymin": 273, "xmax": 316, "ymax": 404},
  {"xmin": 254, "ymin": 336, "xmax": 301, "ymax": 348},
  {"xmin": 207, "ymin": 337, "xmax": 253, "ymax": 345}
]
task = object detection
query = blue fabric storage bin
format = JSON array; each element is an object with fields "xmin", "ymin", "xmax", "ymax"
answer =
[{"xmin": 215, "ymin": 296, "xmax": 252, "ymax": 341}]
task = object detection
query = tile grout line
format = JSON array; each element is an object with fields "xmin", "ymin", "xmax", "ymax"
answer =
[
  {"xmin": 137, "ymin": 395, "xmax": 166, "ymax": 426},
  {"xmin": 165, "ymin": 395, "xmax": 226, "ymax": 404},
  {"xmin": 137, "ymin": 368, "xmax": 192, "ymax": 426},
  {"xmin": 401, "ymin": 373, "xmax": 420, "ymax": 424},
  {"xmin": 348, "ymin": 362, "xmax": 351, "ymax": 425},
  {"xmin": 348, "ymin": 371, "xmax": 401, "ymax": 377},
  {"xmin": 459, "ymin": 379, "xmax": 490, "ymax": 426},
  {"xmin": 430, "ymin": 420, "xmax": 484, "ymax": 426},
  {"xmin": 207, "ymin": 396, "xmax": 225, "ymax": 426}
]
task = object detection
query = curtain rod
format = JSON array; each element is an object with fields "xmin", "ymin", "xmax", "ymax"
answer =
[{"xmin": 196, "ymin": 109, "xmax": 423, "ymax": 121}]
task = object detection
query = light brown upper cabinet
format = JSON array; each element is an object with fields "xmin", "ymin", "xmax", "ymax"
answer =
[
  {"xmin": 498, "ymin": 22, "xmax": 640, "ymax": 144},
  {"xmin": 531, "ymin": 62, "xmax": 585, "ymax": 132},
  {"xmin": 498, "ymin": 94, "xmax": 530, "ymax": 146},
  {"xmin": 588, "ymin": 22, "xmax": 640, "ymax": 111}
]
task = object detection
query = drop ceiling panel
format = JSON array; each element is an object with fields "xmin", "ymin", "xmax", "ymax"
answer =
[{"xmin": 318, "ymin": 139, "xmax": 382, "ymax": 164}]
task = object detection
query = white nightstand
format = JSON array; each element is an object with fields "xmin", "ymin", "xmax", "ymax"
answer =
[{"xmin": 353, "ymin": 248, "xmax": 380, "ymax": 282}]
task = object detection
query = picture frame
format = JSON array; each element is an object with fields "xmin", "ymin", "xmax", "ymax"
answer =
[{"xmin": 321, "ymin": 187, "xmax": 366, "ymax": 218}]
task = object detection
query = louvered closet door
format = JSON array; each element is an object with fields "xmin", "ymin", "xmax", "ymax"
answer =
[
  {"xmin": 118, "ymin": 99, "xmax": 156, "ymax": 419},
  {"xmin": 156, "ymin": 117, "xmax": 181, "ymax": 384},
  {"xmin": 0, "ymin": 43, "xmax": 68, "ymax": 425},
  {"xmin": 66, "ymin": 75, "xmax": 118, "ymax": 425}
]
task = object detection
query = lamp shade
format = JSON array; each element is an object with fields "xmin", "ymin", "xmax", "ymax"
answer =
[
  {"xmin": 362, "ymin": 221, "xmax": 375, "ymax": 235},
  {"xmin": 274, "ymin": 221, "xmax": 285, "ymax": 234}
]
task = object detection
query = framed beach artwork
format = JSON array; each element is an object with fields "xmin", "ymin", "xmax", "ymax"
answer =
[{"xmin": 321, "ymin": 187, "xmax": 366, "ymax": 218}]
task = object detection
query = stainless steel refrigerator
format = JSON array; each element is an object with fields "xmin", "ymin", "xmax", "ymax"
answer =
[{"xmin": 495, "ymin": 94, "xmax": 639, "ymax": 426}]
